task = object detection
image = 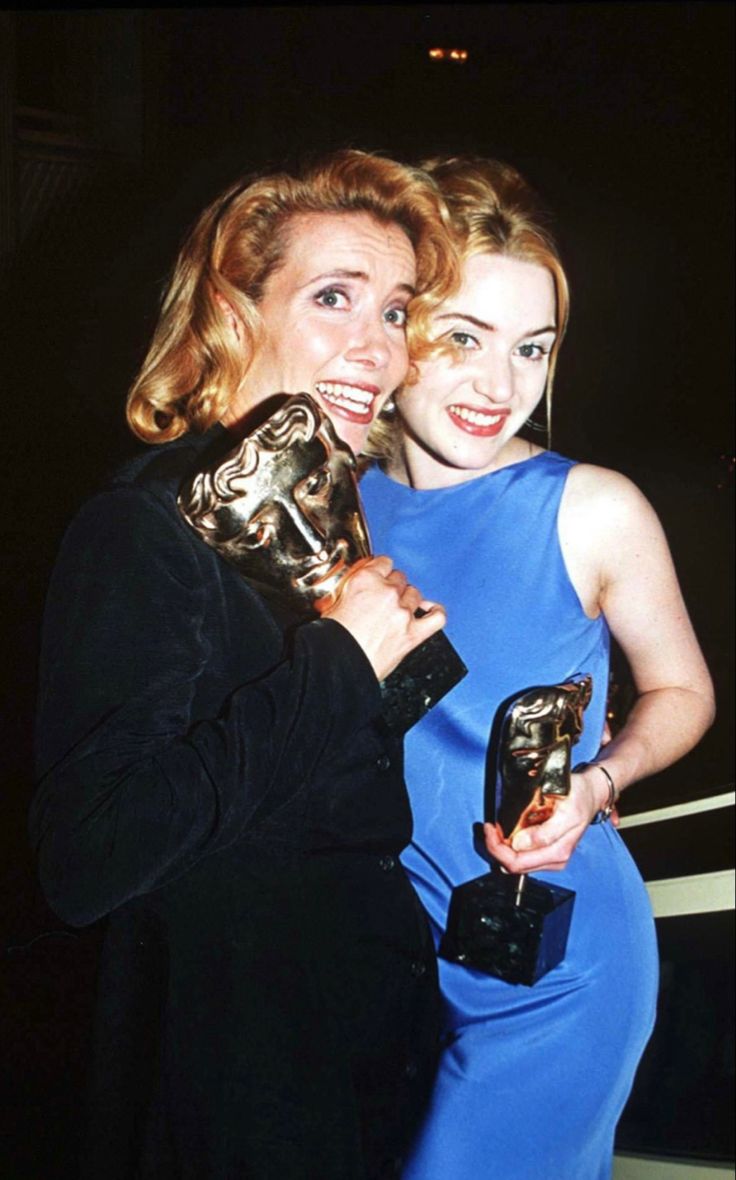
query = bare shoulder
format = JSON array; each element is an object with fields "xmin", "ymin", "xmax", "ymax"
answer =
[
  {"xmin": 561, "ymin": 460, "xmax": 714, "ymax": 736},
  {"xmin": 561, "ymin": 462, "xmax": 662, "ymax": 543},
  {"xmin": 558, "ymin": 463, "xmax": 671, "ymax": 615},
  {"xmin": 563, "ymin": 462, "xmax": 649, "ymax": 513}
]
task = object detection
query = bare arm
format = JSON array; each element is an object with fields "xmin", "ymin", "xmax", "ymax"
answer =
[{"xmin": 485, "ymin": 464, "xmax": 715, "ymax": 873}]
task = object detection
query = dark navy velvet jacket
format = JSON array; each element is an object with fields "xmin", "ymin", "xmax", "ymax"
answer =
[{"xmin": 30, "ymin": 427, "xmax": 439, "ymax": 1179}]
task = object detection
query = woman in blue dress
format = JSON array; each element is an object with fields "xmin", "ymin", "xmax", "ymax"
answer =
[{"xmin": 360, "ymin": 157, "xmax": 715, "ymax": 1179}]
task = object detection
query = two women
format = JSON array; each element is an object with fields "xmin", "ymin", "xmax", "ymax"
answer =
[
  {"xmin": 32, "ymin": 145, "xmax": 714, "ymax": 1179},
  {"xmin": 361, "ymin": 156, "xmax": 715, "ymax": 1178},
  {"xmin": 30, "ymin": 151, "xmax": 455, "ymax": 1179}
]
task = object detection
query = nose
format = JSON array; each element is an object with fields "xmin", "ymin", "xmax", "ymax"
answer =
[
  {"xmin": 344, "ymin": 311, "xmax": 391, "ymax": 370},
  {"xmin": 283, "ymin": 500, "xmax": 329, "ymax": 555},
  {"xmin": 472, "ymin": 351, "xmax": 513, "ymax": 404}
]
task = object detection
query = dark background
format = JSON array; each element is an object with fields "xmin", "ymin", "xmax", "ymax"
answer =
[{"xmin": 1, "ymin": 6, "xmax": 733, "ymax": 1176}]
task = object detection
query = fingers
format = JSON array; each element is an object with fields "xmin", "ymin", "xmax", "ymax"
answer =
[
  {"xmin": 409, "ymin": 601, "xmax": 447, "ymax": 640},
  {"xmin": 483, "ymin": 820, "xmax": 579, "ymax": 874},
  {"xmin": 478, "ymin": 749, "xmax": 608, "ymax": 877},
  {"xmin": 364, "ymin": 554, "xmax": 393, "ymax": 578},
  {"xmin": 351, "ymin": 558, "xmax": 444, "ymax": 633},
  {"xmin": 392, "ymin": 574, "xmax": 447, "ymax": 639},
  {"xmin": 322, "ymin": 554, "xmax": 447, "ymax": 681},
  {"xmin": 511, "ymin": 809, "xmax": 571, "ymax": 852},
  {"xmin": 314, "ymin": 555, "xmax": 387, "ymax": 615},
  {"xmin": 481, "ymin": 799, "xmax": 588, "ymax": 873},
  {"xmin": 386, "ymin": 568, "xmax": 409, "ymax": 597}
]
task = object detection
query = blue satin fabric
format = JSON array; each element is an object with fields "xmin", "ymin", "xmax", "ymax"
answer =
[{"xmin": 361, "ymin": 453, "xmax": 658, "ymax": 1180}]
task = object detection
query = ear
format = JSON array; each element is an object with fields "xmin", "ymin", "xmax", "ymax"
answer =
[{"xmin": 214, "ymin": 291, "xmax": 244, "ymax": 344}]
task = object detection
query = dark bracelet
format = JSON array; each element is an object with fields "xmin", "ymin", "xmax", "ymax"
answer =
[{"xmin": 575, "ymin": 761, "xmax": 619, "ymax": 824}]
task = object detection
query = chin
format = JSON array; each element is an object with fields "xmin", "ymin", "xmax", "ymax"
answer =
[
  {"xmin": 338, "ymin": 424, "xmax": 370, "ymax": 455},
  {"xmin": 446, "ymin": 446, "xmax": 497, "ymax": 471}
]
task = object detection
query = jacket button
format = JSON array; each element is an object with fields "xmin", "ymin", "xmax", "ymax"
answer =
[
  {"xmin": 378, "ymin": 855, "xmax": 396, "ymax": 872},
  {"xmin": 404, "ymin": 1060, "xmax": 419, "ymax": 1080},
  {"xmin": 376, "ymin": 754, "xmax": 391, "ymax": 771},
  {"xmin": 410, "ymin": 960, "xmax": 427, "ymax": 978}
]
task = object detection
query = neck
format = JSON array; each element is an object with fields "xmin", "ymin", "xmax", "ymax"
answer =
[
  {"xmin": 221, "ymin": 391, "xmax": 293, "ymax": 438},
  {"xmin": 386, "ymin": 433, "xmax": 541, "ymax": 490}
]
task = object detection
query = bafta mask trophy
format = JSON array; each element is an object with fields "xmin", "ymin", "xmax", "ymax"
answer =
[
  {"xmin": 178, "ymin": 393, "xmax": 467, "ymax": 734},
  {"xmin": 440, "ymin": 675, "xmax": 592, "ymax": 985}
]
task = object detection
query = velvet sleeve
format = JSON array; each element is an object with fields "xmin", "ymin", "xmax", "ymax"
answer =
[{"xmin": 30, "ymin": 485, "xmax": 382, "ymax": 927}]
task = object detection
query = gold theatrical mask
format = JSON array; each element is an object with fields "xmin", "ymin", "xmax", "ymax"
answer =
[
  {"xmin": 496, "ymin": 676, "xmax": 593, "ymax": 843},
  {"xmin": 178, "ymin": 393, "xmax": 467, "ymax": 735},
  {"xmin": 179, "ymin": 395, "xmax": 370, "ymax": 614},
  {"xmin": 440, "ymin": 675, "xmax": 592, "ymax": 986}
]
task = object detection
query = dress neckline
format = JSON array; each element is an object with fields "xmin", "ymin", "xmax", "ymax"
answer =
[{"xmin": 366, "ymin": 449, "xmax": 553, "ymax": 498}]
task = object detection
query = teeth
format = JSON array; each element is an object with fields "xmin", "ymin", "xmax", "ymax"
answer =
[
  {"xmin": 450, "ymin": 405, "xmax": 503, "ymax": 427},
  {"xmin": 315, "ymin": 382, "xmax": 374, "ymax": 412}
]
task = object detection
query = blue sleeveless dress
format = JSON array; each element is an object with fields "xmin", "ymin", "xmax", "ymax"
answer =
[{"xmin": 361, "ymin": 452, "xmax": 658, "ymax": 1180}]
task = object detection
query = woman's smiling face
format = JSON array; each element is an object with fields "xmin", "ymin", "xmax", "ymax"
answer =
[
  {"xmin": 228, "ymin": 210, "xmax": 417, "ymax": 455},
  {"xmin": 395, "ymin": 252, "xmax": 557, "ymax": 488}
]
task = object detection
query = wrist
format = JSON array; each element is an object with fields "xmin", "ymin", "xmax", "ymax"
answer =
[{"xmin": 575, "ymin": 761, "xmax": 619, "ymax": 823}]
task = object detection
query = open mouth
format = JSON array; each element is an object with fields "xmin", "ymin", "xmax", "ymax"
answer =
[
  {"xmin": 315, "ymin": 382, "xmax": 377, "ymax": 422},
  {"xmin": 448, "ymin": 404, "xmax": 509, "ymax": 437}
]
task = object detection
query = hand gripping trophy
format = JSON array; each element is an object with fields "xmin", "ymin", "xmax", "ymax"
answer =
[
  {"xmin": 440, "ymin": 675, "xmax": 593, "ymax": 985},
  {"xmin": 178, "ymin": 393, "xmax": 466, "ymax": 734}
]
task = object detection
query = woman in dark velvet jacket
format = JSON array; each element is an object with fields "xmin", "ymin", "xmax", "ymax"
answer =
[{"xmin": 29, "ymin": 151, "xmax": 457, "ymax": 1179}]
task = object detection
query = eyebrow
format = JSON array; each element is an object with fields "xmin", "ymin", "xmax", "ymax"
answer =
[
  {"xmin": 436, "ymin": 312, "xmax": 557, "ymax": 336},
  {"xmin": 301, "ymin": 269, "xmax": 416, "ymax": 296}
]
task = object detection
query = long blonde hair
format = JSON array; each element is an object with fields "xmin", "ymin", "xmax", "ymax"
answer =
[
  {"xmin": 126, "ymin": 150, "xmax": 457, "ymax": 443},
  {"xmin": 420, "ymin": 156, "xmax": 570, "ymax": 438}
]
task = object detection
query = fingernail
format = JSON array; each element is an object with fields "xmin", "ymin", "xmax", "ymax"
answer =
[{"xmin": 512, "ymin": 832, "xmax": 532, "ymax": 851}]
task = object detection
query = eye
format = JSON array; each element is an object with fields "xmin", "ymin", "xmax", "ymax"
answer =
[
  {"xmin": 449, "ymin": 330, "xmax": 479, "ymax": 350},
  {"xmin": 315, "ymin": 287, "xmax": 349, "ymax": 310},
  {"xmin": 384, "ymin": 306, "xmax": 408, "ymax": 328},
  {"xmin": 303, "ymin": 466, "xmax": 331, "ymax": 497},
  {"xmin": 242, "ymin": 519, "xmax": 275, "ymax": 549},
  {"xmin": 516, "ymin": 341, "xmax": 549, "ymax": 361}
]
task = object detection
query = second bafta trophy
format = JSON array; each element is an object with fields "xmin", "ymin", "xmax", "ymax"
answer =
[
  {"xmin": 440, "ymin": 675, "xmax": 592, "ymax": 985},
  {"xmin": 177, "ymin": 393, "xmax": 467, "ymax": 734}
]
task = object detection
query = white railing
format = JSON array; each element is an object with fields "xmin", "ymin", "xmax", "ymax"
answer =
[
  {"xmin": 614, "ymin": 1155, "xmax": 735, "ymax": 1179},
  {"xmin": 618, "ymin": 790, "xmax": 735, "ymax": 917},
  {"xmin": 618, "ymin": 790, "xmax": 735, "ymax": 829},
  {"xmin": 614, "ymin": 790, "xmax": 735, "ymax": 1178}
]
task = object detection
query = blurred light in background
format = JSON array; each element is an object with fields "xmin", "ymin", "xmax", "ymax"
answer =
[{"xmin": 428, "ymin": 47, "xmax": 468, "ymax": 62}]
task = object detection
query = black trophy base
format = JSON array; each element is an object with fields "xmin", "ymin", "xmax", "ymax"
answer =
[
  {"xmin": 379, "ymin": 631, "xmax": 467, "ymax": 736},
  {"xmin": 439, "ymin": 871, "xmax": 575, "ymax": 986}
]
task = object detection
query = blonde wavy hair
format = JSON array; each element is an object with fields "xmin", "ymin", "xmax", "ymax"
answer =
[
  {"xmin": 367, "ymin": 157, "xmax": 569, "ymax": 460},
  {"xmin": 419, "ymin": 156, "xmax": 570, "ymax": 442},
  {"xmin": 126, "ymin": 150, "xmax": 458, "ymax": 444}
]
